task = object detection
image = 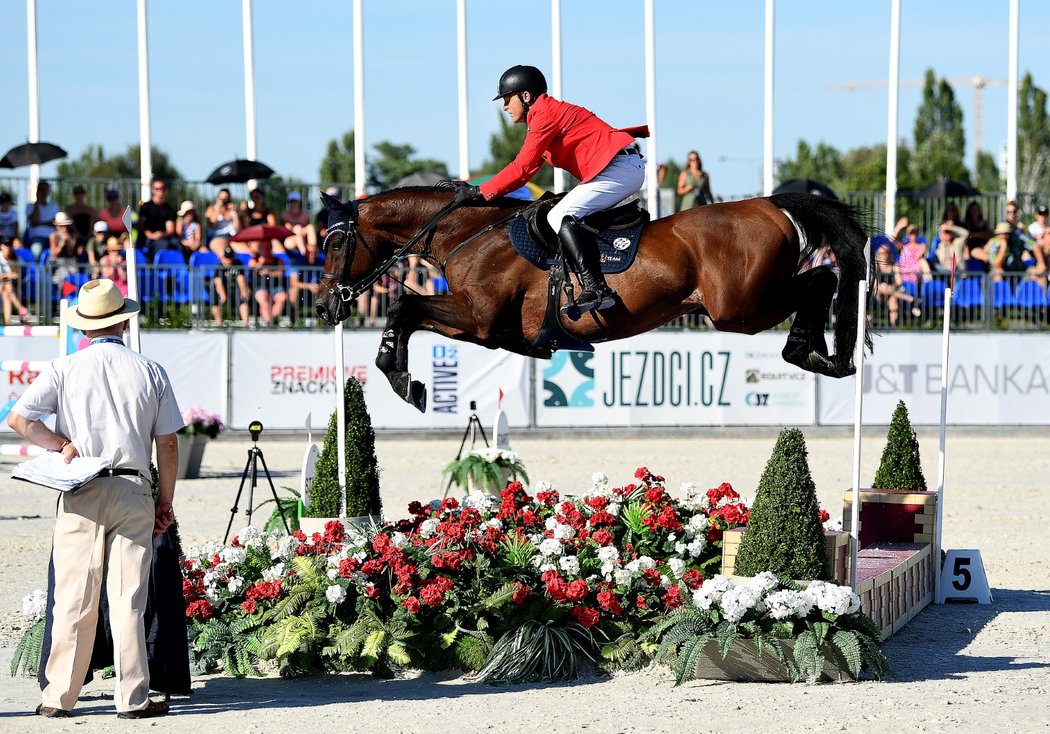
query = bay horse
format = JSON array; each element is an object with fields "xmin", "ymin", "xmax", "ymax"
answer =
[{"xmin": 314, "ymin": 189, "xmax": 873, "ymax": 412}]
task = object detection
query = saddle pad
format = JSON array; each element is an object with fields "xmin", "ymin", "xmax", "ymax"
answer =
[{"xmin": 508, "ymin": 215, "xmax": 644, "ymax": 275}]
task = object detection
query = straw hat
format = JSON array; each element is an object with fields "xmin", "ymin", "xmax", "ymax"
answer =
[
  {"xmin": 993, "ymin": 222, "xmax": 1013, "ymax": 236},
  {"xmin": 178, "ymin": 200, "xmax": 196, "ymax": 216},
  {"xmin": 54, "ymin": 211, "xmax": 74, "ymax": 227},
  {"xmin": 65, "ymin": 279, "xmax": 140, "ymax": 331}
]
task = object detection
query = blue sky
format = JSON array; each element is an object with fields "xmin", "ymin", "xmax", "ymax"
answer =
[{"xmin": 2, "ymin": 0, "xmax": 1048, "ymax": 198}]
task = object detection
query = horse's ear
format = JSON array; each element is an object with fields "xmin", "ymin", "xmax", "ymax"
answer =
[{"xmin": 319, "ymin": 191, "xmax": 343, "ymax": 212}]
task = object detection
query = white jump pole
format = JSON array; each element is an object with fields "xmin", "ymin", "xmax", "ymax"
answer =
[
  {"xmin": 551, "ymin": 0, "xmax": 565, "ymax": 194},
  {"xmin": 849, "ymin": 279, "xmax": 867, "ymax": 591},
  {"xmin": 122, "ymin": 207, "xmax": 141, "ymax": 353},
  {"xmin": 242, "ymin": 0, "xmax": 257, "ymax": 163},
  {"xmin": 456, "ymin": 0, "xmax": 469, "ymax": 182},
  {"xmin": 352, "ymin": 0, "xmax": 366, "ymax": 199},
  {"xmin": 1005, "ymin": 0, "xmax": 1019, "ymax": 203},
  {"xmin": 136, "ymin": 0, "xmax": 153, "ymax": 205},
  {"xmin": 335, "ymin": 325, "xmax": 346, "ymax": 518},
  {"xmin": 643, "ymin": 0, "xmax": 658, "ymax": 213},
  {"xmin": 762, "ymin": 0, "xmax": 774, "ymax": 196},
  {"xmin": 26, "ymin": 0, "xmax": 40, "ymax": 197},
  {"xmin": 884, "ymin": 0, "xmax": 901, "ymax": 233},
  {"xmin": 933, "ymin": 279, "xmax": 954, "ymax": 604}
]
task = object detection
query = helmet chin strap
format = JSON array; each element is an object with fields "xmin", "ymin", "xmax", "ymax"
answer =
[{"xmin": 517, "ymin": 91, "xmax": 531, "ymax": 116}]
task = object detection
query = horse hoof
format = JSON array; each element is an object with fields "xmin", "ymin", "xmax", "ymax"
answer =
[
  {"xmin": 408, "ymin": 381, "xmax": 427, "ymax": 412},
  {"xmin": 804, "ymin": 351, "xmax": 838, "ymax": 377}
]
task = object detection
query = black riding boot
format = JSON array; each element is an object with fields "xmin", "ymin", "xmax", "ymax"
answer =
[{"xmin": 558, "ymin": 217, "xmax": 616, "ymax": 317}]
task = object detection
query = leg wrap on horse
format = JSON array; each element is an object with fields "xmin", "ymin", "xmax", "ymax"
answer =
[{"xmin": 558, "ymin": 217, "xmax": 616, "ymax": 317}]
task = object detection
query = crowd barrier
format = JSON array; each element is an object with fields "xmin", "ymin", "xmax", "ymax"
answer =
[{"xmin": 4, "ymin": 329, "xmax": 1048, "ymax": 433}]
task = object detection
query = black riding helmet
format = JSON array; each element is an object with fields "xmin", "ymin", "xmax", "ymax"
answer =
[{"xmin": 492, "ymin": 65, "xmax": 548, "ymax": 101}]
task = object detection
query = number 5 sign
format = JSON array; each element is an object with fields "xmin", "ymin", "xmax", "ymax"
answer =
[{"xmin": 937, "ymin": 549, "xmax": 992, "ymax": 604}]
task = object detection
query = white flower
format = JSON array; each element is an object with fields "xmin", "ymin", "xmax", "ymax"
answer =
[
  {"xmin": 538, "ymin": 538, "xmax": 564, "ymax": 558},
  {"xmin": 262, "ymin": 562, "xmax": 285, "ymax": 582},
  {"xmin": 625, "ymin": 556, "xmax": 656, "ymax": 574},
  {"xmin": 325, "ymin": 584, "xmax": 347, "ymax": 604},
  {"xmin": 536, "ymin": 561, "xmax": 557, "ymax": 573},
  {"xmin": 613, "ymin": 568, "xmax": 633, "ymax": 586},
  {"xmin": 596, "ymin": 546, "xmax": 619, "ymax": 564},
  {"xmin": 21, "ymin": 589, "xmax": 47, "ymax": 621},
  {"xmin": 552, "ymin": 523, "xmax": 574, "ymax": 542},
  {"xmin": 667, "ymin": 533, "xmax": 677, "ymax": 542},
  {"xmin": 674, "ymin": 542, "xmax": 687, "ymax": 555},
  {"xmin": 660, "ymin": 574, "xmax": 673, "ymax": 589},
  {"xmin": 591, "ymin": 472, "xmax": 610, "ymax": 491},
  {"xmin": 691, "ymin": 574, "xmax": 733, "ymax": 610},
  {"xmin": 273, "ymin": 534, "xmax": 300, "ymax": 560},
  {"xmin": 765, "ymin": 589, "xmax": 814, "ymax": 620},
  {"xmin": 533, "ymin": 480, "xmax": 556, "ymax": 494},
  {"xmin": 667, "ymin": 558, "xmax": 687, "ymax": 579},
  {"xmin": 220, "ymin": 546, "xmax": 247, "ymax": 565},
  {"xmin": 720, "ymin": 584, "xmax": 764, "ymax": 623},
  {"xmin": 482, "ymin": 518, "xmax": 503, "ymax": 531},
  {"xmin": 419, "ymin": 518, "xmax": 440, "ymax": 538},
  {"xmin": 203, "ymin": 570, "xmax": 220, "ymax": 587},
  {"xmin": 746, "ymin": 571, "xmax": 780, "ymax": 593},
  {"xmin": 607, "ymin": 502, "xmax": 621, "ymax": 517},
  {"xmin": 227, "ymin": 576, "xmax": 245, "ymax": 594},
  {"xmin": 805, "ymin": 580, "xmax": 861, "ymax": 616},
  {"xmin": 464, "ymin": 493, "xmax": 497, "ymax": 512},
  {"xmin": 204, "ymin": 585, "xmax": 221, "ymax": 604},
  {"xmin": 687, "ymin": 538, "xmax": 707, "ymax": 558},
  {"xmin": 236, "ymin": 526, "xmax": 264, "ymax": 548},
  {"xmin": 685, "ymin": 514, "xmax": 709, "ymax": 537},
  {"xmin": 390, "ymin": 532, "xmax": 408, "ymax": 548},
  {"xmin": 327, "ymin": 568, "xmax": 339, "ymax": 580},
  {"xmin": 559, "ymin": 556, "xmax": 581, "ymax": 576}
]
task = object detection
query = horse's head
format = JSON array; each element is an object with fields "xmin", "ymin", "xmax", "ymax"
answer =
[{"xmin": 315, "ymin": 191, "xmax": 375, "ymax": 325}]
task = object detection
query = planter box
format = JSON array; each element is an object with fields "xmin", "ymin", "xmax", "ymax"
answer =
[
  {"xmin": 176, "ymin": 434, "xmax": 209, "ymax": 480},
  {"xmin": 692, "ymin": 638, "xmax": 849, "ymax": 683},
  {"xmin": 722, "ymin": 528, "xmax": 849, "ymax": 585},
  {"xmin": 299, "ymin": 515, "xmax": 382, "ymax": 537}
]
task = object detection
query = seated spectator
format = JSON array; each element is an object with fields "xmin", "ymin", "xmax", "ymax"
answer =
[
  {"xmin": 97, "ymin": 189, "xmax": 127, "ymax": 237},
  {"xmin": 25, "ymin": 181, "xmax": 60, "ymax": 257},
  {"xmin": 49, "ymin": 212, "xmax": 84, "ymax": 287},
  {"xmin": 98, "ymin": 236, "xmax": 129, "ymax": 296},
  {"xmin": 0, "ymin": 191, "xmax": 20, "ymax": 245},
  {"xmin": 897, "ymin": 225, "xmax": 931, "ymax": 288},
  {"xmin": 1029, "ymin": 229, "xmax": 1049, "ymax": 284},
  {"xmin": 288, "ymin": 239, "xmax": 324, "ymax": 323},
  {"xmin": 1029, "ymin": 204, "xmax": 1049, "ymax": 242},
  {"xmin": 138, "ymin": 179, "xmax": 178, "ymax": 255},
  {"xmin": 211, "ymin": 245, "xmax": 250, "ymax": 327},
  {"xmin": 245, "ymin": 184, "xmax": 277, "ymax": 227},
  {"xmin": 0, "ymin": 237, "xmax": 29, "ymax": 324},
  {"xmin": 963, "ymin": 201, "xmax": 992, "ymax": 247},
  {"xmin": 941, "ymin": 201, "xmax": 961, "ymax": 224},
  {"xmin": 65, "ymin": 184, "xmax": 97, "ymax": 240},
  {"xmin": 1005, "ymin": 200, "xmax": 1028, "ymax": 241},
  {"xmin": 86, "ymin": 220, "xmax": 109, "ymax": 275},
  {"xmin": 281, "ymin": 191, "xmax": 316, "ymax": 255},
  {"xmin": 205, "ymin": 188, "xmax": 238, "ymax": 240},
  {"xmin": 989, "ymin": 221, "xmax": 1035, "ymax": 281},
  {"xmin": 177, "ymin": 200, "xmax": 203, "ymax": 259},
  {"xmin": 873, "ymin": 241, "xmax": 902, "ymax": 326},
  {"xmin": 249, "ymin": 241, "xmax": 288, "ymax": 326},
  {"xmin": 931, "ymin": 221, "xmax": 969, "ymax": 274}
]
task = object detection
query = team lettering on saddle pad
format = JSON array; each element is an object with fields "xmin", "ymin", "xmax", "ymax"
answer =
[{"xmin": 508, "ymin": 216, "xmax": 644, "ymax": 274}]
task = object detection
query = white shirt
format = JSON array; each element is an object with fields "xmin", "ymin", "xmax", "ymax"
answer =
[
  {"xmin": 12, "ymin": 339, "xmax": 184, "ymax": 481},
  {"xmin": 25, "ymin": 201, "xmax": 59, "ymax": 240}
]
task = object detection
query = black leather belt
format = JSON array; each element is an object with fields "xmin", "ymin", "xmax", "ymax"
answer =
[
  {"xmin": 617, "ymin": 147, "xmax": 641, "ymax": 157},
  {"xmin": 98, "ymin": 468, "xmax": 143, "ymax": 479}
]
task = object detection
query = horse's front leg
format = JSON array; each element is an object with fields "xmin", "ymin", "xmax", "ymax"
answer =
[
  {"xmin": 376, "ymin": 296, "xmax": 428, "ymax": 412},
  {"xmin": 782, "ymin": 266, "xmax": 841, "ymax": 377}
]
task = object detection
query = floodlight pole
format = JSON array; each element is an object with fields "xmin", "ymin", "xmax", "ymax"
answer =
[
  {"xmin": 551, "ymin": 0, "xmax": 565, "ymax": 194},
  {"xmin": 242, "ymin": 0, "xmax": 258, "ymax": 162},
  {"xmin": 933, "ymin": 283, "xmax": 953, "ymax": 603},
  {"xmin": 26, "ymin": 0, "xmax": 40, "ymax": 196},
  {"xmin": 762, "ymin": 0, "xmax": 774, "ymax": 196},
  {"xmin": 136, "ymin": 0, "xmax": 153, "ymax": 204},
  {"xmin": 884, "ymin": 0, "xmax": 901, "ymax": 233},
  {"xmin": 353, "ymin": 0, "xmax": 366, "ymax": 198}
]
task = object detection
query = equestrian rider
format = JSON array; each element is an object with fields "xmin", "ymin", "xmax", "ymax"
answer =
[{"xmin": 456, "ymin": 65, "xmax": 646, "ymax": 316}]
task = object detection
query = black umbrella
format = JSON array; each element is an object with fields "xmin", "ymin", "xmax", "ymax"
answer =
[
  {"xmin": 918, "ymin": 179, "xmax": 980, "ymax": 198},
  {"xmin": 205, "ymin": 158, "xmax": 275, "ymax": 184},
  {"xmin": 0, "ymin": 141, "xmax": 68, "ymax": 169},
  {"xmin": 394, "ymin": 170, "xmax": 452, "ymax": 188},
  {"xmin": 772, "ymin": 178, "xmax": 839, "ymax": 200}
]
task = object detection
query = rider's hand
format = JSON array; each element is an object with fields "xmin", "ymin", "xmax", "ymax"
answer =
[{"xmin": 438, "ymin": 179, "xmax": 483, "ymax": 205}]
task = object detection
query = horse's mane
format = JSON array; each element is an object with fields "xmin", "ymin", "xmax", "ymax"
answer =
[{"xmin": 365, "ymin": 185, "xmax": 536, "ymax": 211}]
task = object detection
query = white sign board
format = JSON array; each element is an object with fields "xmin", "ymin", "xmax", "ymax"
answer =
[
  {"xmin": 493, "ymin": 410, "xmax": 511, "ymax": 449},
  {"xmin": 937, "ymin": 549, "xmax": 992, "ymax": 604},
  {"xmin": 300, "ymin": 443, "xmax": 319, "ymax": 507}
]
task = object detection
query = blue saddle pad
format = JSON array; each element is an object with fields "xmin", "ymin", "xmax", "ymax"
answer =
[{"xmin": 508, "ymin": 215, "xmax": 644, "ymax": 274}]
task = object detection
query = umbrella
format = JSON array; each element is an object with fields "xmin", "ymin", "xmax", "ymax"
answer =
[
  {"xmin": 206, "ymin": 159, "xmax": 275, "ymax": 184},
  {"xmin": 394, "ymin": 171, "xmax": 452, "ymax": 188},
  {"xmin": 772, "ymin": 178, "xmax": 838, "ymax": 200},
  {"xmin": 918, "ymin": 179, "xmax": 980, "ymax": 198},
  {"xmin": 230, "ymin": 224, "xmax": 295, "ymax": 242},
  {"xmin": 0, "ymin": 141, "xmax": 68, "ymax": 169}
]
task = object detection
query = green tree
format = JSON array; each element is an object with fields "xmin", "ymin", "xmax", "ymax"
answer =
[
  {"xmin": 1017, "ymin": 72, "xmax": 1050, "ymax": 195},
  {"xmin": 367, "ymin": 141, "xmax": 448, "ymax": 191},
  {"xmin": 305, "ymin": 377, "xmax": 382, "ymax": 519},
  {"xmin": 56, "ymin": 143, "xmax": 182, "ymax": 182},
  {"xmin": 776, "ymin": 140, "xmax": 844, "ymax": 187},
  {"xmin": 477, "ymin": 113, "xmax": 554, "ymax": 189},
  {"xmin": 319, "ymin": 130, "xmax": 356, "ymax": 184},
  {"xmin": 872, "ymin": 401, "xmax": 927, "ymax": 490},
  {"xmin": 909, "ymin": 69, "xmax": 969, "ymax": 186},
  {"xmin": 734, "ymin": 428, "xmax": 831, "ymax": 581},
  {"xmin": 974, "ymin": 150, "xmax": 1002, "ymax": 194},
  {"xmin": 838, "ymin": 142, "xmax": 918, "ymax": 193}
]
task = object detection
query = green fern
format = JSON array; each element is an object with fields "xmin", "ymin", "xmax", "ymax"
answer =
[
  {"xmin": 10, "ymin": 619, "xmax": 44, "ymax": 678},
  {"xmin": 497, "ymin": 535, "xmax": 536, "ymax": 569},
  {"xmin": 254, "ymin": 487, "xmax": 302, "ymax": 533},
  {"xmin": 792, "ymin": 629, "xmax": 823, "ymax": 682},
  {"xmin": 621, "ymin": 501, "xmax": 650, "ymax": 537},
  {"xmin": 830, "ymin": 630, "xmax": 863, "ymax": 679},
  {"xmin": 481, "ymin": 582, "xmax": 523, "ymax": 612},
  {"xmin": 716, "ymin": 621, "xmax": 742, "ymax": 660}
]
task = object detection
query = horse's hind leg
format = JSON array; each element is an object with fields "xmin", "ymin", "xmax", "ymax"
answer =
[
  {"xmin": 376, "ymin": 297, "xmax": 427, "ymax": 412},
  {"xmin": 782, "ymin": 266, "xmax": 843, "ymax": 377}
]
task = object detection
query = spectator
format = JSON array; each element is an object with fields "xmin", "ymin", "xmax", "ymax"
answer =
[
  {"xmin": 676, "ymin": 151, "xmax": 713, "ymax": 211},
  {"xmin": 1030, "ymin": 229, "xmax": 1050, "ymax": 285},
  {"xmin": 287, "ymin": 239, "xmax": 325, "ymax": 323},
  {"xmin": 65, "ymin": 185, "xmax": 97, "ymax": 241},
  {"xmin": 962, "ymin": 200, "xmax": 992, "ymax": 247},
  {"xmin": 137, "ymin": 179, "xmax": 178, "ymax": 255},
  {"xmin": 989, "ymin": 221, "xmax": 1034, "ymax": 281},
  {"xmin": 1005, "ymin": 201, "xmax": 1029, "ymax": 242},
  {"xmin": 873, "ymin": 241, "xmax": 902, "ymax": 326},
  {"xmin": 245, "ymin": 185, "xmax": 277, "ymax": 227},
  {"xmin": 356, "ymin": 272, "xmax": 397, "ymax": 328},
  {"xmin": 656, "ymin": 163, "xmax": 668, "ymax": 189},
  {"xmin": 86, "ymin": 220, "xmax": 109, "ymax": 275},
  {"xmin": 205, "ymin": 188, "xmax": 237, "ymax": 240},
  {"xmin": 0, "ymin": 191, "xmax": 20, "ymax": 244},
  {"xmin": 176, "ymin": 200, "xmax": 202, "ymax": 258},
  {"xmin": 932, "ymin": 220, "xmax": 969, "ymax": 274},
  {"xmin": 1, "ymin": 237, "xmax": 29, "ymax": 324},
  {"xmin": 280, "ymin": 191, "xmax": 316, "ymax": 255},
  {"xmin": 897, "ymin": 225, "xmax": 932, "ymax": 291},
  {"xmin": 97, "ymin": 189, "xmax": 127, "ymax": 237},
  {"xmin": 941, "ymin": 201, "xmax": 961, "ymax": 223},
  {"xmin": 1029, "ymin": 204, "xmax": 1049, "ymax": 241},
  {"xmin": 49, "ymin": 212, "xmax": 84, "ymax": 288},
  {"xmin": 98, "ymin": 237, "xmax": 129, "ymax": 297},
  {"xmin": 248, "ymin": 241, "xmax": 287, "ymax": 326},
  {"xmin": 25, "ymin": 181, "xmax": 60, "ymax": 257},
  {"xmin": 210, "ymin": 244, "xmax": 250, "ymax": 327}
]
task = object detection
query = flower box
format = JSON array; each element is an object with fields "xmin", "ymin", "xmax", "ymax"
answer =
[
  {"xmin": 692, "ymin": 638, "xmax": 849, "ymax": 683},
  {"xmin": 176, "ymin": 433, "xmax": 209, "ymax": 480},
  {"xmin": 298, "ymin": 515, "xmax": 381, "ymax": 537},
  {"xmin": 721, "ymin": 528, "xmax": 850, "ymax": 585}
]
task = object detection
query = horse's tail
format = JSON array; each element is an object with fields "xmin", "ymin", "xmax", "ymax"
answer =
[{"xmin": 767, "ymin": 192, "xmax": 875, "ymax": 373}]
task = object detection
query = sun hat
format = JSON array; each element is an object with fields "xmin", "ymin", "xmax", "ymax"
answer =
[
  {"xmin": 54, "ymin": 212, "xmax": 74, "ymax": 227},
  {"xmin": 105, "ymin": 236, "xmax": 121, "ymax": 250},
  {"xmin": 993, "ymin": 222, "xmax": 1013, "ymax": 235},
  {"xmin": 93, "ymin": 220, "xmax": 109, "ymax": 234},
  {"xmin": 65, "ymin": 279, "xmax": 140, "ymax": 331},
  {"xmin": 287, "ymin": 191, "xmax": 302, "ymax": 202},
  {"xmin": 178, "ymin": 200, "xmax": 195, "ymax": 216}
]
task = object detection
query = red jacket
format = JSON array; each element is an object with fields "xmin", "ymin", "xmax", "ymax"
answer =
[{"xmin": 480, "ymin": 94, "xmax": 644, "ymax": 201}]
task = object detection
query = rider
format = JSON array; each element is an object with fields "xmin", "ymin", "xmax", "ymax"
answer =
[{"xmin": 457, "ymin": 65, "xmax": 646, "ymax": 316}]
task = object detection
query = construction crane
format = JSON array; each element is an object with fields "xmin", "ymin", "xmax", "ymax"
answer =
[{"xmin": 823, "ymin": 76, "xmax": 1006, "ymax": 165}]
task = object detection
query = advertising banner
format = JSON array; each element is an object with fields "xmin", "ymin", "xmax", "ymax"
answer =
[
  {"xmin": 230, "ymin": 331, "xmax": 530, "ymax": 429},
  {"xmin": 534, "ymin": 332, "xmax": 815, "ymax": 427},
  {"xmin": 1, "ymin": 332, "xmax": 60, "ymax": 433},
  {"xmin": 141, "ymin": 332, "xmax": 226, "ymax": 423},
  {"xmin": 817, "ymin": 332, "xmax": 1050, "ymax": 425}
]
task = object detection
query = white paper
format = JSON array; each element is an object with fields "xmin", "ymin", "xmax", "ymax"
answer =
[{"xmin": 11, "ymin": 452, "xmax": 111, "ymax": 492}]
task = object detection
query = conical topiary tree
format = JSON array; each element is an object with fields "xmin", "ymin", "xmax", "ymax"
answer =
[
  {"xmin": 734, "ymin": 428, "xmax": 831, "ymax": 581},
  {"xmin": 872, "ymin": 400, "xmax": 926, "ymax": 490},
  {"xmin": 305, "ymin": 378, "xmax": 382, "ymax": 519}
]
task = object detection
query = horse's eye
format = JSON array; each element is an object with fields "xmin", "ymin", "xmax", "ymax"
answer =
[{"xmin": 328, "ymin": 231, "xmax": 345, "ymax": 251}]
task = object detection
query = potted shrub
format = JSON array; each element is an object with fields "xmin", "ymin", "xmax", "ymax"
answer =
[
  {"xmin": 873, "ymin": 400, "xmax": 927, "ymax": 491},
  {"xmin": 176, "ymin": 408, "xmax": 225, "ymax": 479},
  {"xmin": 442, "ymin": 447, "xmax": 528, "ymax": 495},
  {"xmin": 300, "ymin": 377, "xmax": 382, "ymax": 534}
]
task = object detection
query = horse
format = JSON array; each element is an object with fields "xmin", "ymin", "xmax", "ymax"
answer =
[{"xmin": 314, "ymin": 188, "xmax": 873, "ymax": 412}]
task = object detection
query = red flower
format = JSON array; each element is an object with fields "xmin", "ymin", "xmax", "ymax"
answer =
[
  {"xmin": 186, "ymin": 599, "xmax": 214, "ymax": 620},
  {"xmin": 682, "ymin": 569, "xmax": 705, "ymax": 590},
  {"xmin": 634, "ymin": 467, "xmax": 650, "ymax": 480},
  {"xmin": 323, "ymin": 520, "xmax": 346, "ymax": 543},
  {"xmin": 591, "ymin": 529, "xmax": 614, "ymax": 547},
  {"xmin": 520, "ymin": 509, "xmax": 540, "ymax": 526},
  {"xmin": 407, "ymin": 501, "xmax": 426, "ymax": 516},
  {"xmin": 241, "ymin": 599, "xmax": 257, "ymax": 614},
  {"xmin": 364, "ymin": 583, "xmax": 381, "ymax": 599},
  {"xmin": 402, "ymin": 596, "xmax": 422, "ymax": 614},
  {"xmin": 635, "ymin": 594, "xmax": 647, "ymax": 609},
  {"xmin": 441, "ymin": 497, "xmax": 460, "ymax": 512},
  {"xmin": 182, "ymin": 579, "xmax": 198, "ymax": 602},
  {"xmin": 569, "ymin": 606, "xmax": 600, "ymax": 628},
  {"xmin": 596, "ymin": 589, "xmax": 623, "ymax": 616},
  {"xmin": 338, "ymin": 557, "xmax": 360, "ymax": 578},
  {"xmin": 512, "ymin": 582, "xmax": 530, "ymax": 605},
  {"xmin": 662, "ymin": 584, "xmax": 683, "ymax": 610},
  {"xmin": 460, "ymin": 507, "xmax": 482, "ymax": 526},
  {"xmin": 588, "ymin": 511, "xmax": 617, "ymax": 528},
  {"xmin": 644, "ymin": 486, "xmax": 665, "ymax": 503},
  {"xmin": 819, "ymin": 508, "xmax": 830, "ymax": 523},
  {"xmin": 565, "ymin": 579, "xmax": 589, "ymax": 602},
  {"xmin": 536, "ymin": 490, "xmax": 560, "ymax": 506},
  {"xmin": 641, "ymin": 568, "xmax": 662, "ymax": 587},
  {"xmin": 584, "ymin": 495, "xmax": 608, "ymax": 512},
  {"xmin": 360, "ymin": 559, "xmax": 384, "ymax": 577}
]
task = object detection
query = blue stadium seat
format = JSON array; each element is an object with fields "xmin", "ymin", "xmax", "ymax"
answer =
[
  {"xmin": 1014, "ymin": 280, "xmax": 1049, "ymax": 308},
  {"xmin": 13, "ymin": 248, "xmax": 38, "ymax": 302},
  {"xmin": 953, "ymin": 278, "xmax": 984, "ymax": 309},
  {"xmin": 189, "ymin": 250, "xmax": 220, "ymax": 303},
  {"xmin": 920, "ymin": 279, "xmax": 946, "ymax": 310},
  {"xmin": 992, "ymin": 280, "xmax": 1016, "ymax": 309},
  {"xmin": 153, "ymin": 250, "xmax": 190, "ymax": 305},
  {"xmin": 235, "ymin": 252, "xmax": 252, "ymax": 267}
]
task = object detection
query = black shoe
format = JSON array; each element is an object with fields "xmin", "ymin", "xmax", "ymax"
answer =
[
  {"xmin": 35, "ymin": 704, "xmax": 70, "ymax": 718},
  {"xmin": 557, "ymin": 217, "xmax": 617, "ymax": 317},
  {"xmin": 573, "ymin": 288, "xmax": 617, "ymax": 314},
  {"xmin": 116, "ymin": 699, "xmax": 169, "ymax": 719}
]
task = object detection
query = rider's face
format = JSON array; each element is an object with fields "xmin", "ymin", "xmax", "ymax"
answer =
[{"xmin": 502, "ymin": 93, "xmax": 527, "ymax": 124}]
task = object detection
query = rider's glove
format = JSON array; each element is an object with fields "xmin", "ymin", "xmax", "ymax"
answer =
[{"xmin": 438, "ymin": 179, "xmax": 483, "ymax": 205}]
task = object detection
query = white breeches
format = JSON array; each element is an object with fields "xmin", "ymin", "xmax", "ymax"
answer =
[{"xmin": 547, "ymin": 151, "xmax": 646, "ymax": 232}]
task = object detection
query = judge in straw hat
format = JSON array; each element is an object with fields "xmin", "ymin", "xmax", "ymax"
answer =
[{"xmin": 8, "ymin": 279, "xmax": 184, "ymax": 719}]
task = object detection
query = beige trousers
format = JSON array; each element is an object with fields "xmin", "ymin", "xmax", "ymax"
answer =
[{"xmin": 41, "ymin": 477, "xmax": 154, "ymax": 713}]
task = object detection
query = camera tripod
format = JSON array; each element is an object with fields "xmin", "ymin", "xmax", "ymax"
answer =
[
  {"xmin": 442, "ymin": 400, "xmax": 488, "ymax": 498},
  {"xmin": 224, "ymin": 432, "xmax": 290, "ymax": 543}
]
